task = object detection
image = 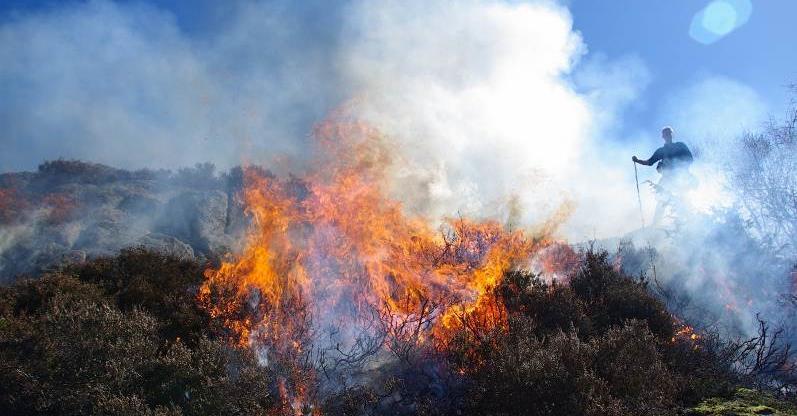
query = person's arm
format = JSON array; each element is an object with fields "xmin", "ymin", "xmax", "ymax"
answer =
[{"xmin": 633, "ymin": 149, "xmax": 662, "ymax": 166}]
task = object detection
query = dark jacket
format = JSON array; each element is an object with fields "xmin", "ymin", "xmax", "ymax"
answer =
[{"xmin": 646, "ymin": 142, "xmax": 693, "ymax": 173}]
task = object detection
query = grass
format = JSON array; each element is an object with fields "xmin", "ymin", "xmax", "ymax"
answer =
[{"xmin": 689, "ymin": 388, "xmax": 797, "ymax": 415}]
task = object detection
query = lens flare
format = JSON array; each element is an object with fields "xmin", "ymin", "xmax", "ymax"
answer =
[{"xmin": 689, "ymin": 0, "xmax": 752, "ymax": 44}]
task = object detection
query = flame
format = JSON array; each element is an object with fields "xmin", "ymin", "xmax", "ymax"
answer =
[
  {"xmin": 671, "ymin": 323, "xmax": 701, "ymax": 350},
  {"xmin": 199, "ymin": 117, "xmax": 571, "ymax": 409}
]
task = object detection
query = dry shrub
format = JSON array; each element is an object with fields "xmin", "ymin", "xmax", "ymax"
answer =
[
  {"xmin": 0, "ymin": 248, "xmax": 767, "ymax": 415},
  {"xmin": 0, "ymin": 186, "xmax": 30, "ymax": 224},
  {"xmin": 0, "ymin": 250, "xmax": 277, "ymax": 415},
  {"xmin": 437, "ymin": 249, "xmax": 731, "ymax": 415},
  {"xmin": 40, "ymin": 192, "xmax": 77, "ymax": 224},
  {"xmin": 63, "ymin": 247, "xmax": 209, "ymax": 343}
]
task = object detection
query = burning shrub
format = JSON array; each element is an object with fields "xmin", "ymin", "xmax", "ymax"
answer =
[
  {"xmin": 442, "ymin": 252, "xmax": 682, "ymax": 415},
  {"xmin": 1, "ymin": 244, "xmax": 787, "ymax": 414},
  {"xmin": 664, "ymin": 329, "xmax": 739, "ymax": 405},
  {"xmin": 434, "ymin": 248, "xmax": 784, "ymax": 415}
]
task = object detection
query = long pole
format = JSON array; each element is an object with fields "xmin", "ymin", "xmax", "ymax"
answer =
[{"xmin": 634, "ymin": 161, "xmax": 645, "ymax": 228}]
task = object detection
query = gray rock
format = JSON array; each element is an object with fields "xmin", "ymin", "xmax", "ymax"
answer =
[
  {"xmin": 156, "ymin": 190, "xmax": 232, "ymax": 254},
  {"xmin": 136, "ymin": 233, "xmax": 195, "ymax": 260}
]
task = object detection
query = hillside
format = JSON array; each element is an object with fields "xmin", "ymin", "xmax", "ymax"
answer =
[{"xmin": 0, "ymin": 160, "xmax": 251, "ymax": 281}]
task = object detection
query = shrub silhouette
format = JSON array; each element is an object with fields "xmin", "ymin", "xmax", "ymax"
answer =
[{"xmin": 0, "ymin": 250, "xmax": 276, "ymax": 415}]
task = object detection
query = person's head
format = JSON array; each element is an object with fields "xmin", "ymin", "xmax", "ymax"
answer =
[{"xmin": 661, "ymin": 126, "xmax": 674, "ymax": 143}]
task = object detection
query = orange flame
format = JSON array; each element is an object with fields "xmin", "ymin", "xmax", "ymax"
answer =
[
  {"xmin": 199, "ymin": 117, "xmax": 572, "ymax": 409},
  {"xmin": 671, "ymin": 323, "xmax": 701, "ymax": 350}
]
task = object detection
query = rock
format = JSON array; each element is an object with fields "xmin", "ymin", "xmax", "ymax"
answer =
[
  {"xmin": 61, "ymin": 249, "xmax": 87, "ymax": 265},
  {"xmin": 74, "ymin": 218, "xmax": 129, "ymax": 255},
  {"xmin": 136, "ymin": 233, "xmax": 195, "ymax": 260},
  {"xmin": 156, "ymin": 190, "xmax": 232, "ymax": 254}
]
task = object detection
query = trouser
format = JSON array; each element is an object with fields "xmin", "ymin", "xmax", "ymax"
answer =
[{"xmin": 651, "ymin": 171, "xmax": 695, "ymax": 226}]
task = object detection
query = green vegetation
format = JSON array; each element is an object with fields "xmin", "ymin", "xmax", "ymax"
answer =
[{"xmin": 689, "ymin": 388, "xmax": 797, "ymax": 415}]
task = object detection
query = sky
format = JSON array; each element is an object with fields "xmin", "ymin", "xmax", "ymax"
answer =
[
  {"xmin": 569, "ymin": 0, "xmax": 796, "ymax": 137},
  {"xmin": 0, "ymin": 0, "xmax": 795, "ymax": 239}
]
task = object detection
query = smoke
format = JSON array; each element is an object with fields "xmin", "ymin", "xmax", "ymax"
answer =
[
  {"xmin": 661, "ymin": 76, "xmax": 768, "ymax": 213},
  {"xmin": 1, "ymin": 0, "xmax": 793, "ymax": 341},
  {"xmin": 0, "ymin": 0, "xmax": 344, "ymax": 173},
  {"xmin": 344, "ymin": 0, "xmax": 582, "ymax": 235},
  {"xmin": 615, "ymin": 76, "xmax": 795, "ymax": 339},
  {"xmin": 0, "ymin": 0, "xmax": 650, "ymax": 239}
]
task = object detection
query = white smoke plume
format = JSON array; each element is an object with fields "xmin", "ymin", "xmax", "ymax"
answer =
[{"xmin": 341, "ymin": 0, "xmax": 640, "ymax": 240}]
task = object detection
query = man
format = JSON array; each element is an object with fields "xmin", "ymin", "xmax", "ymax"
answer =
[
  {"xmin": 633, "ymin": 126, "xmax": 693, "ymax": 173},
  {"xmin": 632, "ymin": 126, "xmax": 694, "ymax": 225}
]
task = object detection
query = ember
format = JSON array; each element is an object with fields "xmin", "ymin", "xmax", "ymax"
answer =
[{"xmin": 672, "ymin": 324, "xmax": 701, "ymax": 345}]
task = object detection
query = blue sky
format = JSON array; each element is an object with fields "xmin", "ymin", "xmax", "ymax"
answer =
[
  {"xmin": 569, "ymin": 0, "xmax": 797, "ymax": 133},
  {"xmin": 0, "ymin": 0, "xmax": 795, "ymax": 173}
]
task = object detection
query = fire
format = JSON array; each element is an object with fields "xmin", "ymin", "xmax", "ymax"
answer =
[
  {"xmin": 199, "ymin": 117, "xmax": 571, "ymax": 412},
  {"xmin": 671, "ymin": 323, "xmax": 701, "ymax": 348}
]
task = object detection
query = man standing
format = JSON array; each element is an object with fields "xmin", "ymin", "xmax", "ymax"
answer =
[{"xmin": 632, "ymin": 126, "xmax": 694, "ymax": 225}]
